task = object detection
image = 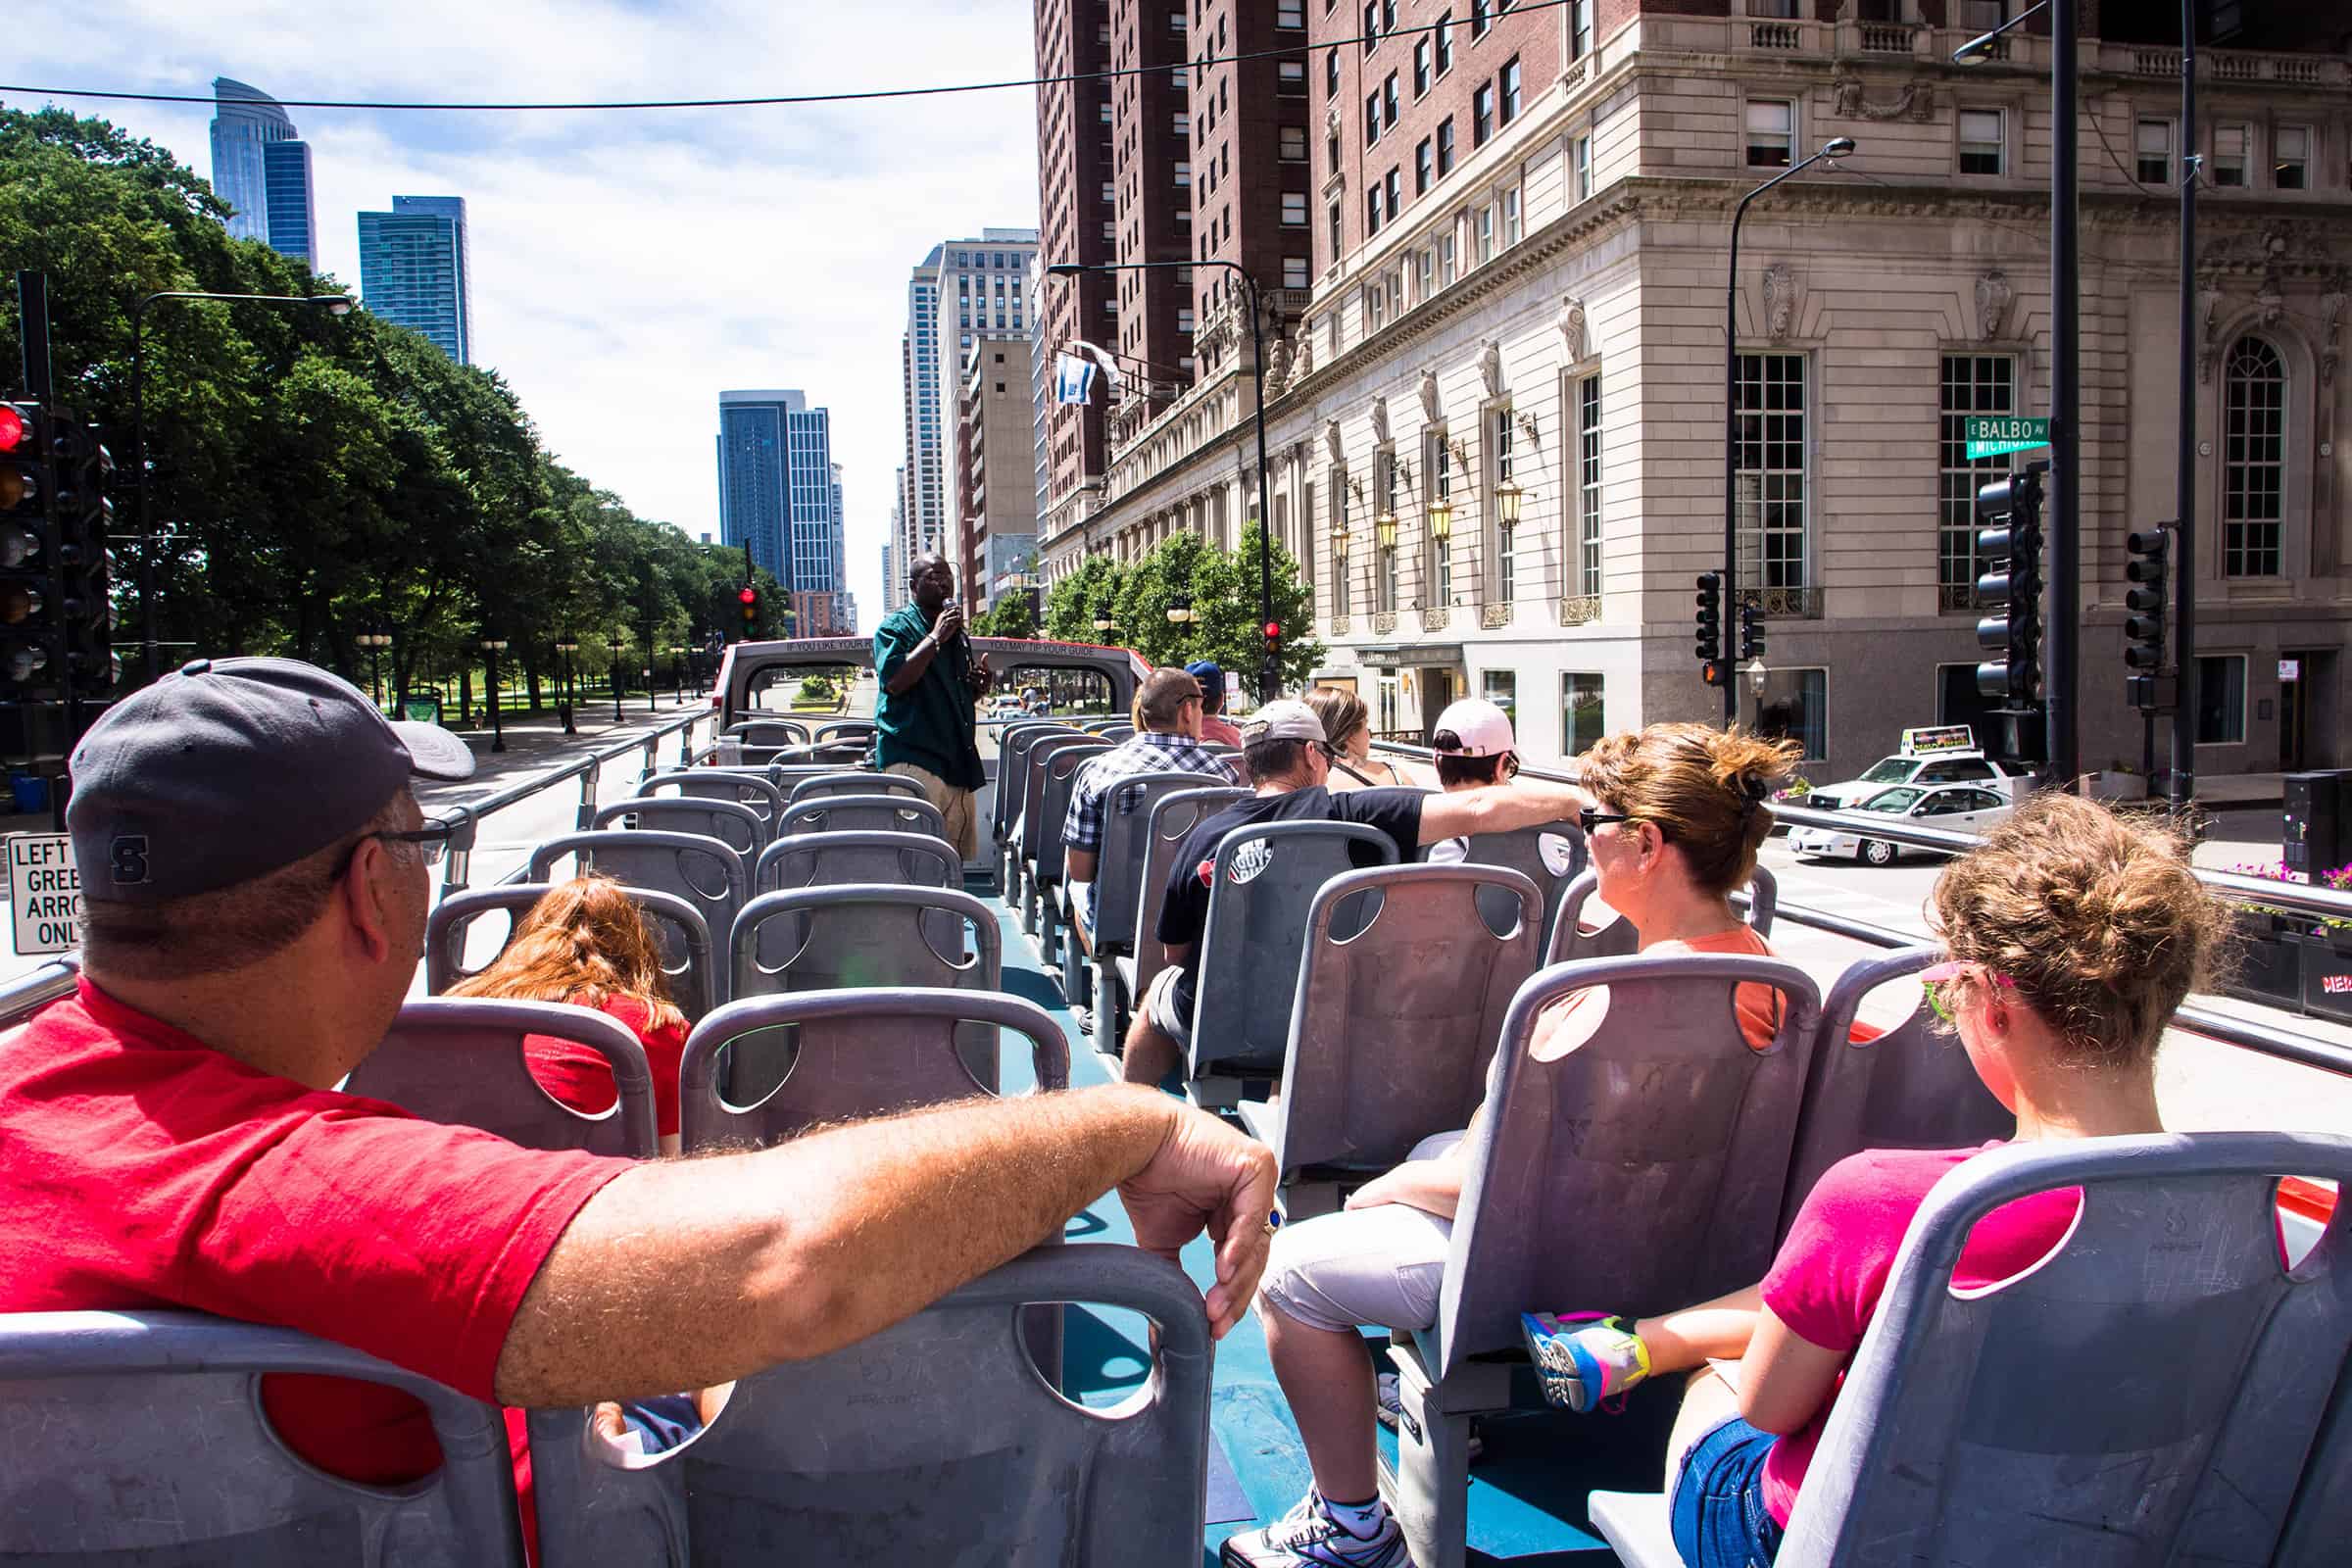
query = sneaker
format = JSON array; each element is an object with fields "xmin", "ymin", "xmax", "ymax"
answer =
[
  {"xmin": 1221, "ymin": 1491, "xmax": 1414, "ymax": 1568},
  {"xmin": 1374, "ymin": 1375, "xmax": 1482, "ymax": 1461},
  {"xmin": 1519, "ymin": 1311, "xmax": 1650, "ymax": 1413}
]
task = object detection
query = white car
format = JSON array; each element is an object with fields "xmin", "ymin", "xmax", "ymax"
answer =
[
  {"xmin": 1788, "ymin": 783, "xmax": 2014, "ymax": 867},
  {"xmin": 1805, "ymin": 751, "xmax": 2023, "ymax": 812}
]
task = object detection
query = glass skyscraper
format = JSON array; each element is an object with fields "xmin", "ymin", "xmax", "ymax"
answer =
[
  {"xmin": 209, "ymin": 78, "xmax": 318, "ymax": 270},
  {"xmin": 717, "ymin": 391, "xmax": 844, "ymax": 594},
  {"xmin": 357, "ymin": 197, "xmax": 474, "ymax": 365}
]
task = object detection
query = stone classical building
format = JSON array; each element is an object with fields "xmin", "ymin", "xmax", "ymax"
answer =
[{"xmin": 1035, "ymin": 2, "xmax": 2352, "ymax": 782}]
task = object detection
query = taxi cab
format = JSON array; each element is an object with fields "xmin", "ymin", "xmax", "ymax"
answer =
[
  {"xmin": 1805, "ymin": 724, "xmax": 2022, "ymax": 811},
  {"xmin": 1789, "ymin": 781, "xmax": 2015, "ymax": 865}
]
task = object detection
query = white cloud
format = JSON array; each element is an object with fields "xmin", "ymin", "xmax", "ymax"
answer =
[{"xmin": 8, "ymin": 0, "xmax": 1044, "ymax": 627}]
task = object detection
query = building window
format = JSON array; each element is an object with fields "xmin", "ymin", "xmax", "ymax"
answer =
[
  {"xmin": 1366, "ymin": 92, "xmax": 1382, "ymax": 145},
  {"xmin": 1938, "ymin": 355, "xmax": 2015, "ymax": 610},
  {"xmin": 1279, "ymin": 61, "xmax": 1306, "ymax": 91},
  {"xmin": 1438, "ymin": 118, "xmax": 1457, "ymax": 174},
  {"xmin": 1489, "ymin": 403, "xmax": 1516, "ymax": 602},
  {"xmin": 1439, "ymin": 228, "xmax": 1457, "ymax": 283},
  {"xmin": 1482, "ymin": 669, "xmax": 1516, "ymax": 724},
  {"xmin": 1474, "ymin": 203, "xmax": 1494, "ymax": 264},
  {"xmin": 1572, "ymin": 134, "xmax": 1592, "ymax": 200},
  {"xmin": 2223, "ymin": 335, "xmax": 2285, "ymax": 578},
  {"xmin": 1473, "ymin": 82, "xmax": 1494, "ymax": 146},
  {"xmin": 1366, "ymin": 183, "xmax": 1384, "ymax": 236},
  {"xmin": 1280, "ymin": 125, "xmax": 1307, "ymax": 162},
  {"xmin": 1470, "ymin": 0, "xmax": 1491, "ymax": 38},
  {"xmin": 1383, "ymin": 0, "xmax": 1397, "ymax": 32},
  {"xmin": 2136, "ymin": 118, "xmax": 2172, "ymax": 184},
  {"xmin": 1577, "ymin": 372, "xmax": 1602, "ymax": 598},
  {"xmin": 1177, "ymin": 308, "xmax": 1196, "ymax": 333},
  {"xmin": 1435, "ymin": 11, "xmax": 1454, "ymax": 74},
  {"xmin": 1385, "ymin": 166, "xmax": 1402, "ymax": 218},
  {"xmin": 1384, "ymin": 73, "xmax": 1399, "ymax": 129},
  {"xmin": 1426, "ymin": 427, "xmax": 1453, "ymax": 604},
  {"xmin": 1282, "ymin": 190, "xmax": 1308, "ymax": 224},
  {"xmin": 1284, "ymin": 254, "xmax": 1310, "ymax": 287},
  {"xmin": 1499, "ymin": 57, "xmax": 1521, "ymax": 125},
  {"xmin": 1501, "ymin": 184, "xmax": 1521, "ymax": 245},
  {"xmin": 1414, "ymin": 36, "xmax": 1432, "ymax": 96},
  {"xmin": 2276, "ymin": 125, "xmax": 2309, "ymax": 189},
  {"xmin": 2196, "ymin": 655, "xmax": 2246, "ymax": 745},
  {"xmin": 1278, "ymin": 0, "xmax": 1305, "ymax": 26},
  {"xmin": 1416, "ymin": 137, "xmax": 1434, "ymax": 193},
  {"xmin": 1332, "ymin": 470, "xmax": 1352, "ymax": 615},
  {"xmin": 1958, "ymin": 109, "xmax": 2003, "ymax": 175},
  {"xmin": 1327, "ymin": 48, "xmax": 1341, "ymax": 97},
  {"xmin": 1328, "ymin": 198, "xmax": 1344, "ymax": 259},
  {"xmin": 1746, "ymin": 100, "xmax": 1792, "ymax": 168},
  {"xmin": 1377, "ymin": 448, "xmax": 1399, "ymax": 611},
  {"xmin": 1363, "ymin": 0, "xmax": 1379, "ymax": 51},
  {"xmin": 1563, "ymin": 672, "xmax": 1605, "ymax": 756},
  {"xmin": 1734, "ymin": 352, "xmax": 1808, "ymax": 599},
  {"xmin": 1755, "ymin": 669, "xmax": 1828, "ymax": 760},
  {"xmin": 2212, "ymin": 123, "xmax": 2247, "ymax": 187},
  {"xmin": 1100, "ymin": 101, "xmax": 1114, "ymax": 123},
  {"xmin": 1173, "ymin": 163, "xmax": 1191, "ymax": 188},
  {"xmin": 1569, "ymin": 0, "xmax": 1592, "ymax": 60}
]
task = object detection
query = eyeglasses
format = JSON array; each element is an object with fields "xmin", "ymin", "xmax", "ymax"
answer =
[
  {"xmin": 361, "ymin": 820, "xmax": 458, "ymax": 869},
  {"xmin": 1919, "ymin": 958, "xmax": 2015, "ymax": 1021},
  {"xmin": 1578, "ymin": 808, "xmax": 1634, "ymax": 834}
]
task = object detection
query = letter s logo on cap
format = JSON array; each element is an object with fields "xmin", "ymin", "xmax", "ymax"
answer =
[{"xmin": 109, "ymin": 836, "xmax": 151, "ymax": 886}]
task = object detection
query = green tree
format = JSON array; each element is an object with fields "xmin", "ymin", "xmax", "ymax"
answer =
[
  {"xmin": 1044, "ymin": 556, "xmax": 1130, "ymax": 644},
  {"xmin": 973, "ymin": 591, "xmax": 1039, "ymax": 640}
]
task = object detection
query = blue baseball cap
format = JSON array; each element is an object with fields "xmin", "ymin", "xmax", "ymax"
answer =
[{"xmin": 1185, "ymin": 660, "xmax": 1224, "ymax": 687}]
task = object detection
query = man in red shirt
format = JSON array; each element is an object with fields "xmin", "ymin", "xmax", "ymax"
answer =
[{"xmin": 0, "ymin": 658, "xmax": 1275, "ymax": 1527}]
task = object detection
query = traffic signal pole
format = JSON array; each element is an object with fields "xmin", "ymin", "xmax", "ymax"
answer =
[
  {"xmin": 2170, "ymin": 4, "xmax": 2198, "ymax": 816},
  {"xmin": 2046, "ymin": 0, "xmax": 2081, "ymax": 791}
]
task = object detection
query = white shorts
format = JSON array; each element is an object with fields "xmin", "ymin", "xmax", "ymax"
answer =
[{"xmin": 1255, "ymin": 1131, "xmax": 1466, "ymax": 1335}]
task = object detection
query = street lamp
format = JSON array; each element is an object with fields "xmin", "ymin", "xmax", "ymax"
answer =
[
  {"xmin": 1165, "ymin": 596, "xmax": 1196, "ymax": 626},
  {"xmin": 1723, "ymin": 135, "xmax": 1854, "ymax": 725},
  {"xmin": 554, "ymin": 638, "xmax": 579, "ymax": 735},
  {"xmin": 478, "ymin": 636, "xmax": 509, "ymax": 754},
  {"xmin": 131, "ymin": 289, "xmax": 353, "ymax": 683},
  {"xmin": 607, "ymin": 634, "xmax": 625, "ymax": 723},
  {"xmin": 1091, "ymin": 600, "xmax": 1118, "ymax": 636},
  {"xmin": 1050, "ymin": 257, "xmax": 1278, "ymax": 701},
  {"xmin": 1425, "ymin": 494, "xmax": 1454, "ymax": 542},
  {"xmin": 355, "ymin": 630, "xmax": 392, "ymax": 710},
  {"xmin": 1747, "ymin": 657, "xmax": 1769, "ymax": 699},
  {"xmin": 669, "ymin": 645, "xmax": 686, "ymax": 707}
]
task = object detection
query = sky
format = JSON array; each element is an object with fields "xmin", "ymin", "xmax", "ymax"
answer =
[{"xmin": 6, "ymin": 0, "xmax": 1046, "ymax": 631}]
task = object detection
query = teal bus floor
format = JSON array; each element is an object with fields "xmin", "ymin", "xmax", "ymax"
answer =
[{"xmin": 987, "ymin": 902, "xmax": 1653, "ymax": 1566}]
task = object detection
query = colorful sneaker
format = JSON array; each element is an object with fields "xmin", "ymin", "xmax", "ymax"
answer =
[
  {"xmin": 1519, "ymin": 1311, "xmax": 1650, "ymax": 1413},
  {"xmin": 1221, "ymin": 1491, "xmax": 1415, "ymax": 1568}
]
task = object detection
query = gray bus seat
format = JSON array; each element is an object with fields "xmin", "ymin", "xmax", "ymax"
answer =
[
  {"xmin": 1070, "ymin": 770, "xmax": 1225, "ymax": 1036},
  {"xmin": 775, "ymin": 793, "xmax": 951, "ymax": 846},
  {"xmin": 754, "ymin": 828, "xmax": 961, "ymax": 895},
  {"xmin": 1027, "ymin": 740, "xmax": 1111, "ymax": 964},
  {"xmin": 726, "ymin": 718, "xmax": 811, "ymax": 747},
  {"xmin": 527, "ymin": 1244, "xmax": 1210, "ymax": 1568},
  {"xmin": 425, "ymin": 883, "xmax": 717, "ymax": 1023},
  {"xmin": 731, "ymin": 883, "xmax": 1000, "ymax": 1004},
  {"xmin": 1782, "ymin": 945, "xmax": 2014, "ymax": 1239},
  {"xmin": 1109, "ymin": 785, "xmax": 1250, "ymax": 1050},
  {"xmin": 1544, "ymin": 863, "xmax": 1778, "ymax": 965},
  {"xmin": 1241, "ymin": 864, "xmax": 1543, "ymax": 1219},
  {"xmin": 1017, "ymin": 735, "xmax": 1111, "ymax": 935},
  {"xmin": 0, "ymin": 1308, "xmax": 522, "ymax": 1566},
  {"xmin": 1439, "ymin": 818, "xmax": 1586, "ymax": 942},
  {"xmin": 1386, "ymin": 952, "xmax": 1820, "ymax": 1568},
  {"xmin": 995, "ymin": 722, "xmax": 1077, "ymax": 899},
  {"xmin": 525, "ymin": 832, "xmax": 748, "ymax": 1004},
  {"xmin": 1186, "ymin": 819, "xmax": 1400, "ymax": 1109},
  {"xmin": 635, "ymin": 768, "xmax": 786, "ymax": 840},
  {"xmin": 1593, "ymin": 1131, "xmax": 2352, "ymax": 1568},
  {"xmin": 344, "ymin": 997, "xmax": 659, "ymax": 1158},
  {"xmin": 679, "ymin": 987, "xmax": 1070, "ymax": 1152},
  {"xmin": 812, "ymin": 719, "xmax": 875, "ymax": 752},
  {"xmin": 592, "ymin": 796, "xmax": 763, "ymax": 857},
  {"xmin": 1092, "ymin": 722, "xmax": 1138, "ymax": 741},
  {"xmin": 784, "ymin": 770, "xmax": 921, "ymax": 808}
]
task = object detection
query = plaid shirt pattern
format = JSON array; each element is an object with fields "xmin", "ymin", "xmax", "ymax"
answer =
[{"xmin": 1062, "ymin": 732, "xmax": 1241, "ymax": 856}]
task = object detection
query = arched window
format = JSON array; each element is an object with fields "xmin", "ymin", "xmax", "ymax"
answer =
[{"xmin": 2223, "ymin": 335, "xmax": 2286, "ymax": 578}]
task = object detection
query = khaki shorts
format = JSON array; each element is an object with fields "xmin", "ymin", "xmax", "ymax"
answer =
[
  {"xmin": 1255, "ymin": 1131, "xmax": 1466, "ymax": 1334},
  {"xmin": 882, "ymin": 761, "xmax": 979, "ymax": 861}
]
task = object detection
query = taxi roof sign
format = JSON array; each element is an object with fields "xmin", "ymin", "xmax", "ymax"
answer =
[{"xmin": 1900, "ymin": 725, "xmax": 1978, "ymax": 757}]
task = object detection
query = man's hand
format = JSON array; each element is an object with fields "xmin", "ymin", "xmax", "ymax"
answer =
[
  {"xmin": 935, "ymin": 602, "xmax": 966, "ymax": 644},
  {"xmin": 969, "ymin": 653, "xmax": 993, "ymax": 696},
  {"xmin": 1115, "ymin": 1103, "xmax": 1279, "ymax": 1339}
]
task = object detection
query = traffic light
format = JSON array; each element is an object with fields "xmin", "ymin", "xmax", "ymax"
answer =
[
  {"xmin": 50, "ymin": 414, "xmax": 116, "ymax": 692},
  {"xmin": 1694, "ymin": 571, "xmax": 1723, "ymax": 678},
  {"xmin": 1974, "ymin": 465, "xmax": 2045, "ymax": 708},
  {"xmin": 0, "ymin": 403, "xmax": 55, "ymax": 695},
  {"xmin": 739, "ymin": 584, "xmax": 758, "ymax": 634},
  {"xmin": 1737, "ymin": 599, "xmax": 1764, "ymax": 663},
  {"xmin": 2124, "ymin": 524, "xmax": 2173, "ymax": 712}
]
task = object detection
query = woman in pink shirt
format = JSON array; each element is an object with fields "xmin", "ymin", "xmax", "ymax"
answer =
[{"xmin": 1521, "ymin": 794, "xmax": 2229, "ymax": 1567}]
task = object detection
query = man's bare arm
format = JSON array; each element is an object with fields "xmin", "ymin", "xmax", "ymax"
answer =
[
  {"xmin": 495, "ymin": 1084, "xmax": 1272, "ymax": 1408},
  {"xmin": 1416, "ymin": 777, "xmax": 1591, "ymax": 844},
  {"xmin": 1066, "ymin": 847, "xmax": 1099, "ymax": 884},
  {"xmin": 882, "ymin": 634, "xmax": 941, "ymax": 697}
]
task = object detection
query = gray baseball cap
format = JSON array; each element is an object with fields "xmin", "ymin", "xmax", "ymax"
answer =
[
  {"xmin": 1242, "ymin": 698, "xmax": 1329, "ymax": 747},
  {"xmin": 68, "ymin": 656, "xmax": 475, "ymax": 901}
]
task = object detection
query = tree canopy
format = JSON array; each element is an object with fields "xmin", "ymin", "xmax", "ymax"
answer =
[{"xmin": 1041, "ymin": 527, "xmax": 1322, "ymax": 690}]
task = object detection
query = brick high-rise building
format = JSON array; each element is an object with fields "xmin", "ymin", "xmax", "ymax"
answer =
[
  {"xmin": 1105, "ymin": 0, "xmax": 1194, "ymax": 446},
  {"xmin": 957, "ymin": 339, "xmax": 1042, "ymax": 616},
  {"xmin": 1034, "ymin": 0, "xmax": 1116, "ymax": 550},
  {"xmin": 1186, "ymin": 0, "xmax": 1314, "ymax": 388}
]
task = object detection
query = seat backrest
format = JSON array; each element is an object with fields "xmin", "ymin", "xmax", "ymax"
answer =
[
  {"xmin": 1782, "ymin": 946, "xmax": 2014, "ymax": 1239},
  {"xmin": 1780, "ymin": 1132, "xmax": 2352, "ymax": 1568},
  {"xmin": 343, "ymin": 997, "xmax": 658, "ymax": 1158},
  {"xmin": 731, "ymin": 883, "xmax": 1000, "ymax": 1003},
  {"xmin": 994, "ymin": 721, "xmax": 1073, "ymax": 846},
  {"xmin": 754, "ymin": 828, "xmax": 960, "ymax": 894},
  {"xmin": 1093, "ymin": 722, "xmax": 1138, "ymax": 741},
  {"xmin": 775, "ymin": 792, "xmax": 951, "ymax": 845},
  {"xmin": 1445, "ymin": 818, "xmax": 1586, "ymax": 941},
  {"xmin": 525, "ymin": 833, "xmax": 748, "ymax": 998},
  {"xmin": 1190, "ymin": 820, "xmax": 1401, "ymax": 1079},
  {"xmin": 425, "ymin": 884, "xmax": 717, "ymax": 1023},
  {"xmin": 813, "ymin": 719, "xmax": 875, "ymax": 747},
  {"xmin": 678, "ymin": 987, "xmax": 1070, "ymax": 1151},
  {"xmin": 1020, "ymin": 734, "xmax": 1110, "ymax": 865},
  {"xmin": 1544, "ymin": 864, "xmax": 1779, "ymax": 965},
  {"xmin": 1126, "ymin": 786, "xmax": 1250, "ymax": 999},
  {"xmin": 591, "ymin": 796, "xmax": 763, "ymax": 856},
  {"xmin": 785, "ymin": 770, "xmax": 922, "ymax": 807},
  {"xmin": 527, "ymin": 1246, "xmax": 1209, "ymax": 1568},
  {"xmin": 0, "ymin": 1309, "xmax": 522, "ymax": 1566},
  {"xmin": 1032, "ymin": 741, "xmax": 1112, "ymax": 884},
  {"xmin": 727, "ymin": 717, "xmax": 811, "ymax": 747},
  {"xmin": 1269, "ymin": 865, "xmax": 1544, "ymax": 1179},
  {"xmin": 1091, "ymin": 771, "xmax": 1230, "ymax": 952},
  {"xmin": 635, "ymin": 768, "xmax": 786, "ymax": 837},
  {"xmin": 1433, "ymin": 952, "xmax": 1820, "ymax": 1375}
]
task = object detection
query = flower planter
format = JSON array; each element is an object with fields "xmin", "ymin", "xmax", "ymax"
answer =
[
  {"xmin": 2290, "ymin": 931, "xmax": 2352, "ymax": 1022},
  {"xmin": 2229, "ymin": 927, "xmax": 2305, "ymax": 1011}
]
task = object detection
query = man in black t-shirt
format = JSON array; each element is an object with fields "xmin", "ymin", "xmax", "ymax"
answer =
[{"xmin": 1122, "ymin": 699, "xmax": 1594, "ymax": 1088}]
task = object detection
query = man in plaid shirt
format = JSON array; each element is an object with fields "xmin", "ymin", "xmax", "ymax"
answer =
[{"xmin": 1064, "ymin": 667, "xmax": 1243, "ymax": 938}]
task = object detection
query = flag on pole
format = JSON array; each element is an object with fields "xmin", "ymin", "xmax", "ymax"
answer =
[
  {"xmin": 1054, "ymin": 351, "xmax": 1097, "ymax": 405},
  {"xmin": 1070, "ymin": 340, "xmax": 1124, "ymax": 401}
]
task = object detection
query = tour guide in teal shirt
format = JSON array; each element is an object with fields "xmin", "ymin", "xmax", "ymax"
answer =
[{"xmin": 873, "ymin": 552, "xmax": 991, "ymax": 859}]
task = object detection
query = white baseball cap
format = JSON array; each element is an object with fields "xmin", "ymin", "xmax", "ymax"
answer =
[
  {"xmin": 1432, "ymin": 699, "xmax": 1517, "ymax": 759},
  {"xmin": 1242, "ymin": 698, "xmax": 1329, "ymax": 746}
]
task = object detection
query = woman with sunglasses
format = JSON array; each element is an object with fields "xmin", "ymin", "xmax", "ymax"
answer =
[
  {"xmin": 1226, "ymin": 723, "xmax": 1798, "ymax": 1568},
  {"xmin": 1304, "ymin": 686, "xmax": 1413, "ymax": 790},
  {"xmin": 1520, "ymin": 793, "xmax": 2226, "ymax": 1568}
]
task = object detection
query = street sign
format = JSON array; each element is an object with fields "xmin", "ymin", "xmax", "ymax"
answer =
[
  {"xmin": 1965, "ymin": 416, "xmax": 2052, "ymax": 460},
  {"xmin": 7, "ymin": 832, "xmax": 81, "ymax": 956},
  {"xmin": 403, "ymin": 696, "xmax": 443, "ymax": 724}
]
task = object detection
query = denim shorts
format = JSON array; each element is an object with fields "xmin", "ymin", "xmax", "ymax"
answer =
[{"xmin": 1669, "ymin": 1415, "xmax": 1784, "ymax": 1568}]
